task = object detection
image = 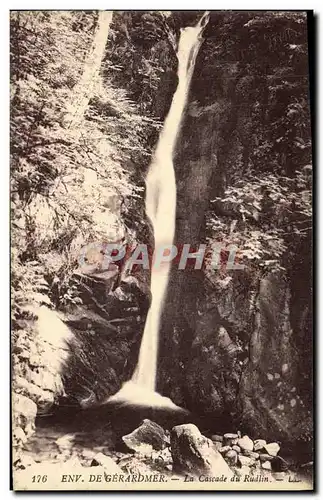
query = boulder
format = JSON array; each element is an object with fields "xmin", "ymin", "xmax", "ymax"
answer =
[
  {"xmin": 122, "ymin": 419, "xmax": 169, "ymax": 454},
  {"xmin": 213, "ymin": 441, "xmax": 223, "ymax": 452},
  {"xmin": 117, "ymin": 455, "xmax": 160, "ymax": 477},
  {"xmin": 12, "ymin": 392, "xmax": 37, "ymax": 425},
  {"xmin": 12, "ymin": 393, "xmax": 37, "ymax": 448},
  {"xmin": 15, "ymin": 376, "xmax": 54, "ymax": 412},
  {"xmin": 238, "ymin": 455, "xmax": 255, "ymax": 467},
  {"xmin": 225, "ymin": 449, "xmax": 238, "ymax": 466},
  {"xmin": 12, "ymin": 393, "xmax": 37, "ymax": 425},
  {"xmin": 223, "ymin": 433, "xmax": 239, "ymax": 446},
  {"xmin": 264, "ymin": 442, "xmax": 280, "ymax": 456},
  {"xmin": 171, "ymin": 424, "xmax": 233, "ymax": 478},
  {"xmin": 254, "ymin": 439, "xmax": 267, "ymax": 452},
  {"xmin": 262, "ymin": 460, "xmax": 272, "ymax": 470},
  {"xmin": 237, "ymin": 435, "xmax": 254, "ymax": 452},
  {"xmin": 273, "ymin": 471, "xmax": 287, "ymax": 481},
  {"xmin": 211, "ymin": 434, "xmax": 223, "ymax": 443},
  {"xmin": 219, "ymin": 445, "xmax": 231, "ymax": 455}
]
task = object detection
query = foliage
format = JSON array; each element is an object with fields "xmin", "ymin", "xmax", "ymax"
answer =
[
  {"xmin": 207, "ymin": 165, "xmax": 312, "ymax": 273},
  {"xmin": 11, "ymin": 11, "xmax": 154, "ymax": 314},
  {"xmin": 202, "ymin": 11, "xmax": 312, "ymax": 279},
  {"xmin": 106, "ymin": 11, "xmax": 178, "ymax": 117}
]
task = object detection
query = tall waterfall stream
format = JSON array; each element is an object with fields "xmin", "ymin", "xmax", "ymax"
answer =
[{"xmin": 106, "ymin": 12, "xmax": 210, "ymax": 408}]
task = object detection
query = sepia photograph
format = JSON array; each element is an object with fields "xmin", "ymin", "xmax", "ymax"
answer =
[{"xmin": 10, "ymin": 9, "xmax": 313, "ymax": 491}]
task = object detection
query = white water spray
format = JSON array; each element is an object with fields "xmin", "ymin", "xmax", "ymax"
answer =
[{"xmin": 106, "ymin": 12, "xmax": 209, "ymax": 406}]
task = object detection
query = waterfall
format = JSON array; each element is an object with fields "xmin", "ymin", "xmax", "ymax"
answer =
[
  {"xmin": 132, "ymin": 11, "xmax": 210, "ymax": 390},
  {"xmin": 106, "ymin": 12, "xmax": 209, "ymax": 406}
]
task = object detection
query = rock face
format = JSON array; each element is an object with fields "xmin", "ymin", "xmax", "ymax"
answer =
[
  {"xmin": 153, "ymin": 12, "xmax": 312, "ymax": 452},
  {"xmin": 60, "ymin": 272, "xmax": 151, "ymax": 406},
  {"xmin": 12, "ymin": 306, "xmax": 72, "ymax": 456},
  {"xmin": 238, "ymin": 274, "xmax": 312, "ymax": 443},
  {"xmin": 171, "ymin": 424, "xmax": 233, "ymax": 478},
  {"xmin": 122, "ymin": 419, "xmax": 169, "ymax": 454},
  {"xmin": 12, "ymin": 270, "xmax": 151, "ymax": 449},
  {"xmin": 157, "ymin": 88, "xmax": 312, "ymax": 440},
  {"xmin": 12, "ymin": 306, "xmax": 71, "ymax": 416},
  {"xmin": 12, "ymin": 393, "xmax": 37, "ymax": 448},
  {"xmin": 157, "ymin": 72, "xmax": 312, "ymax": 441}
]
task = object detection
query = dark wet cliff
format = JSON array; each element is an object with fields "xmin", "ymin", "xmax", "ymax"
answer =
[{"xmin": 156, "ymin": 11, "xmax": 312, "ymax": 448}]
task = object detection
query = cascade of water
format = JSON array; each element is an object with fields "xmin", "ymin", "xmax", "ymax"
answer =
[{"xmin": 106, "ymin": 12, "xmax": 209, "ymax": 406}]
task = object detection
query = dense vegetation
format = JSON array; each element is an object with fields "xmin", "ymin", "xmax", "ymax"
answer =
[
  {"xmin": 10, "ymin": 12, "xmax": 159, "ymax": 442},
  {"xmin": 11, "ymin": 11, "xmax": 157, "ymax": 320},
  {"xmin": 203, "ymin": 12, "xmax": 312, "ymax": 280}
]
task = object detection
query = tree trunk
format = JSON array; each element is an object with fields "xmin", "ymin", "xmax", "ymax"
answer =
[{"xmin": 65, "ymin": 11, "xmax": 113, "ymax": 129}]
